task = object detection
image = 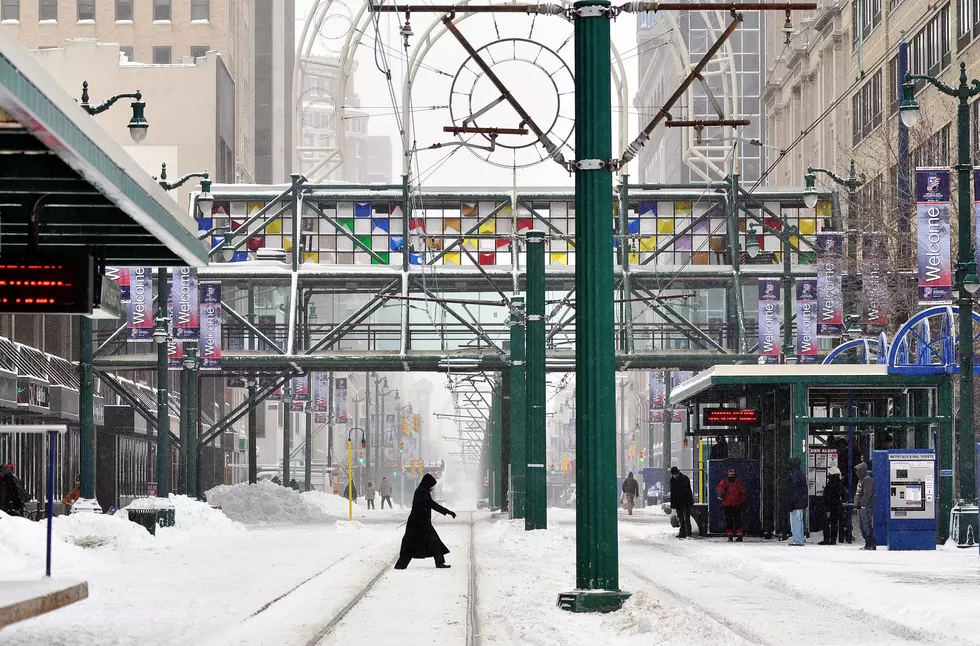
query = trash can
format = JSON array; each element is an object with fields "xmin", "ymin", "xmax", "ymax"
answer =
[
  {"xmin": 126, "ymin": 498, "xmax": 175, "ymax": 536},
  {"xmin": 949, "ymin": 502, "xmax": 978, "ymax": 548}
]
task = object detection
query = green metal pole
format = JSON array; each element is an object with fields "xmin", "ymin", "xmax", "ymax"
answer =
[
  {"xmin": 155, "ymin": 267, "xmax": 170, "ymax": 497},
  {"xmin": 305, "ymin": 406, "xmax": 313, "ymax": 491},
  {"xmin": 79, "ymin": 316, "xmax": 95, "ymax": 499},
  {"xmin": 179, "ymin": 365, "xmax": 189, "ymax": 493},
  {"xmin": 662, "ymin": 372, "xmax": 671, "ymax": 494},
  {"xmin": 187, "ymin": 343, "xmax": 199, "ymax": 499},
  {"xmin": 283, "ymin": 386, "xmax": 291, "ymax": 484},
  {"xmin": 954, "ymin": 67, "xmax": 977, "ymax": 506},
  {"xmin": 560, "ymin": 0, "xmax": 629, "ymax": 613},
  {"xmin": 782, "ymin": 232, "xmax": 793, "ymax": 360},
  {"xmin": 248, "ymin": 383, "xmax": 258, "ymax": 484},
  {"xmin": 792, "ymin": 383, "xmax": 809, "ymax": 532},
  {"xmin": 510, "ymin": 298, "xmax": 527, "ymax": 519},
  {"xmin": 940, "ymin": 379, "xmax": 954, "ymax": 541},
  {"xmin": 617, "ymin": 174, "xmax": 635, "ymax": 354},
  {"xmin": 491, "ymin": 379, "xmax": 502, "ymax": 509},
  {"xmin": 525, "ymin": 230, "xmax": 547, "ymax": 530}
]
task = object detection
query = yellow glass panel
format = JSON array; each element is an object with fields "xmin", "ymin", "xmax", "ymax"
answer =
[
  {"xmin": 247, "ymin": 201, "xmax": 264, "ymax": 215},
  {"xmin": 283, "ymin": 236, "xmax": 292, "ymax": 251},
  {"xmin": 479, "ymin": 220, "xmax": 496, "ymax": 235},
  {"xmin": 551, "ymin": 252, "xmax": 568, "ymax": 265},
  {"xmin": 657, "ymin": 218, "xmax": 674, "ymax": 234},
  {"xmin": 266, "ymin": 219, "xmax": 282, "ymax": 234},
  {"xmin": 464, "ymin": 238, "xmax": 478, "ymax": 250},
  {"xmin": 640, "ymin": 236, "xmax": 657, "ymax": 251},
  {"xmin": 799, "ymin": 218, "xmax": 817, "ymax": 235},
  {"xmin": 815, "ymin": 201, "xmax": 832, "ymax": 218},
  {"xmin": 303, "ymin": 252, "xmax": 319, "ymax": 264},
  {"xmin": 674, "ymin": 201, "xmax": 692, "ymax": 216},
  {"xmin": 444, "ymin": 252, "xmax": 461, "ymax": 265},
  {"xmin": 790, "ymin": 235, "xmax": 799, "ymax": 250},
  {"xmin": 628, "ymin": 252, "xmax": 640, "ymax": 265}
]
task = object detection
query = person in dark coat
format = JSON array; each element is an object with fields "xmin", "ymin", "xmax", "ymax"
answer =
[
  {"xmin": 819, "ymin": 467, "xmax": 843, "ymax": 545},
  {"xmin": 788, "ymin": 456, "xmax": 808, "ymax": 546},
  {"xmin": 669, "ymin": 466, "xmax": 694, "ymax": 538},
  {"xmin": 343, "ymin": 481, "xmax": 358, "ymax": 501},
  {"xmin": 288, "ymin": 478, "xmax": 300, "ymax": 491},
  {"xmin": 394, "ymin": 473, "xmax": 456, "ymax": 569},
  {"xmin": 716, "ymin": 466, "xmax": 746, "ymax": 542},
  {"xmin": 0, "ymin": 463, "xmax": 27, "ymax": 516},
  {"xmin": 621, "ymin": 472, "xmax": 640, "ymax": 515},
  {"xmin": 709, "ymin": 435, "xmax": 729, "ymax": 460}
]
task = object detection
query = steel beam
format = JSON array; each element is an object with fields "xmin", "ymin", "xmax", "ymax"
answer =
[{"xmin": 79, "ymin": 316, "xmax": 95, "ymax": 499}]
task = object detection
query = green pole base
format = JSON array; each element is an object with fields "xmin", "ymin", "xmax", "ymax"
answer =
[{"xmin": 557, "ymin": 590, "xmax": 631, "ymax": 613}]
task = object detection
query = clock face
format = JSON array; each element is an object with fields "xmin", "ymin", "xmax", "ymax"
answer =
[{"xmin": 448, "ymin": 37, "xmax": 575, "ymax": 169}]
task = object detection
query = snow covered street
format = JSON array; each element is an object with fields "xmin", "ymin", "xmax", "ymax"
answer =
[{"xmin": 4, "ymin": 492, "xmax": 980, "ymax": 645}]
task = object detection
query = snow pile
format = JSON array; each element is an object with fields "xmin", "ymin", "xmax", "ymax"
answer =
[
  {"xmin": 54, "ymin": 511, "xmax": 151, "ymax": 549},
  {"xmin": 204, "ymin": 481, "xmax": 333, "ymax": 525},
  {"xmin": 333, "ymin": 519, "xmax": 364, "ymax": 531},
  {"xmin": 0, "ymin": 510, "xmax": 94, "ymax": 576},
  {"xmin": 167, "ymin": 494, "xmax": 244, "ymax": 534},
  {"xmin": 302, "ymin": 490, "xmax": 365, "ymax": 517}
]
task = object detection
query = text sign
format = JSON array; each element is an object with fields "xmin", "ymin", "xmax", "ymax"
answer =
[
  {"xmin": 702, "ymin": 408, "xmax": 760, "ymax": 426},
  {"xmin": 0, "ymin": 253, "xmax": 94, "ymax": 314}
]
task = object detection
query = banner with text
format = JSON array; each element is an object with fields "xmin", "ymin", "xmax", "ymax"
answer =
[
  {"xmin": 127, "ymin": 267, "xmax": 154, "ymax": 341},
  {"xmin": 313, "ymin": 373, "xmax": 329, "ymax": 412},
  {"xmin": 816, "ymin": 233, "xmax": 844, "ymax": 337},
  {"xmin": 171, "ymin": 268, "xmax": 200, "ymax": 340},
  {"xmin": 796, "ymin": 279, "xmax": 818, "ymax": 364},
  {"xmin": 292, "ymin": 374, "xmax": 310, "ymax": 401},
  {"xmin": 975, "ymin": 169, "xmax": 980, "ymax": 269},
  {"xmin": 916, "ymin": 168, "xmax": 952, "ymax": 304},
  {"xmin": 106, "ymin": 268, "xmax": 131, "ymax": 302},
  {"xmin": 758, "ymin": 278, "xmax": 781, "ymax": 363},
  {"xmin": 649, "ymin": 371, "xmax": 666, "ymax": 413},
  {"xmin": 335, "ymin": 377, "xmax": 348, "ymax": 422},
  {"xmin": 861, "ymin": 233, "xmax": 889, "ymax": 327},
  {"xmin": 166, "ymin": 301, "xmax": 183, "ymax": 369},
  {"xmin": 199, "ymin": 282, "xmax": 222, "ymax": 370}
]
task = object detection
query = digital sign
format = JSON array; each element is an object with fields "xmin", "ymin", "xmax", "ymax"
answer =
[
  {"xmin": 702, "ymin": 408, "xmax": 760, "ymax": 426},
  {"xmin": 0, "ymin": 253, "xmax": 94, "ymax": 314}
]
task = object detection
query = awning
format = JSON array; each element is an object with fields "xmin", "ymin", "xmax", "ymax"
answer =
[{"xmin": 0, "ymin": 30, "xmax": 207, "ymax": 266}]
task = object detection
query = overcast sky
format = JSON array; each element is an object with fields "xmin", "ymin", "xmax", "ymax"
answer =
[{"xmin": 296, "ymin": 0, "xmax": 641, "ymax": 188}]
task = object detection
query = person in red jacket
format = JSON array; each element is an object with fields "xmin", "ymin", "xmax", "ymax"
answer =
[{"xmin": 716, "ymin": 466, "xmax": 747, "ymax": 542}]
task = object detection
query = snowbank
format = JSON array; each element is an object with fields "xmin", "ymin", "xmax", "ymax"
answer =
[
  {"xmin": 0, "ymin": 510, "xmax": 91, "ymax": 575},
  {"xmin": 54, "ymin": 511, "xmax": 151, "ymax": 549},
  {"xmin": 204, "ymin": 481, "xmax": 334, "ymax": 525}
]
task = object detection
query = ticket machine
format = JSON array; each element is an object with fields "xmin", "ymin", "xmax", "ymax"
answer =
[{"xmin": 873, "ymin": 450, "xmax": 937, "ymax": 550}]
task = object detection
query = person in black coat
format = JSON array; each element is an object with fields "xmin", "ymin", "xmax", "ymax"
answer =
[
  {"xmin": 709, "ymin": 435, "xmax": 728, "ymax": 460},
  {"xmin": 0, "ymin": 463, "xmax": 27, "ymax": 516},
  {"xmin": 669, "ymin": 467, "xmax": 694, "ymax": 538},
  {"xmin": 394, "ymin": 473, "xmax": 457, "ymax": 569},
  {"xmin": 819, "ymin": 467, "xmax": 844, "ymax": 545}
]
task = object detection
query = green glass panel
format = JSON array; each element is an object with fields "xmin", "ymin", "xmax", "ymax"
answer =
[
  {"xmin": 372, "ymin": 252, "xmax": 389, "ymax": 265},
  {"xmin": 339, "ymin": 218, "xmax": 354, "ymax": 232}
]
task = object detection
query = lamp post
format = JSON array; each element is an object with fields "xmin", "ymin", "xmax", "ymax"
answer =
[
  {"xmin": 347, "ymin": 427, "xmax": 366, "ymax": 521},
  {"xmin": 901, "ymin": 62, "xmax": 980, "ymax": 515},
  {"xmin": 79, "ymin": 80, "xmax": 148, "ymax": 143}
]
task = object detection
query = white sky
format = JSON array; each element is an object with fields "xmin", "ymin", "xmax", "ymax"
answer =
[{"xmin": 295, "ymin": 0, "xmax": 641, "ymax": 188}]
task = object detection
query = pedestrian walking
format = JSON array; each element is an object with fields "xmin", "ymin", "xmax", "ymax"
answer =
[
  {"xmin": 343, "ymin": 481, "xmax": 358, "ymax": 502},
  {"xmin": 819, "ymin": 467, "xmax": 843, "ymax": 545},
  {"xmin": 379, "ymin": 477, "xmax": 393, "ymax": 509},
  {"xmin": 716, "ymin": 466, "xmax": 746, "ymax": 542},
  {"xmin": 670, "ymin": 466, "xmax": 694, "ymax": 538},
  {"xmin": 394, "ymin": 473, "xmax": 457, "ymax": 570},
  {"xmin": 621, "ymin": 472, "xmax": 639, "ymax": 515},
  {"xmin": 710, "ymin": 435, "xmax": 729, "ymax": 460},
  {"xmin": 0, "ymin": 463, "xmax": 27, "ymax": 516},
  {"xmin": 788, "ymin": 456, "xmax": 808, "ymax": 546},
  {"xmin": 854, "ymin": 462, "xmax": 876, "ymax": 550},
  {"xmin": 366, "ymin": 481, "xmax": 376, "ymax": 509}
]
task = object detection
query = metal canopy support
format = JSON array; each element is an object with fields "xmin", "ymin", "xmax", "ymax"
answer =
[
  {"xmin": 525, "ymin": 231, "xmax": 547, "ymax": 530},
  {"xmin": 100, "ymin": 372, "xmax": 157, "ymax": 429},
  {"xmin": 186, "ymin": 345, "xmax": 199, "ymax": 498},
  {"xmin": 510, "ymin": 298, "xmax": 527, "ymax": 519},
  {"xmin": 617, "ymin": 175, "xmax": 635, "ymax": 354},
  {"xmin": 155, "ymin": 267, "xmax": 170, "ymax": 497},
  {"xmin": 79, "ymin": 316, "xmax": 95, "ymax": 499},
  {"xmin": 561, "ymin": 0, "xmax": 630, "ymax": 614}
]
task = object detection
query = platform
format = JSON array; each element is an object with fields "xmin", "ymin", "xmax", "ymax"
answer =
[{"xmin": 0, "ymin": 579, "xmax": 88, "ymax": 629}]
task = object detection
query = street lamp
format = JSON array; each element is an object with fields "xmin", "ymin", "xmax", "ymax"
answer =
[
  {"xmin": 79, "ymin": 80, "xmax": 148, "ymax": 143},
  {"xmin": 745, "ymin": 225, "xmax": 760, "ymax": 259},
  {"xmin": 803, "ymin": 172, "xmax": 819, "ymax": 209},
  {"xmin": 902, "ymin": 62, "xmax": 980, "ymax": 517}
]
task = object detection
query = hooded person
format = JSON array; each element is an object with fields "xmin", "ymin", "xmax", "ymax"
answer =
[
  {"xmin": 709, "ymin": 435, "xmax": 729, "ymax": 460},
  {"xmin": 669, "ymin": 467, "xmax": 694, "ymax": 538},
  {"xmin": 788, "ymin": 456, "xmax": 808, "ymax": 546},
  {"xmin": 819, "ymin": 467, "xmax": 844, "ymax": 545},
  {"xmin": 0, "ymin": 463, "xmax": 27, "ymax": 516},
  {"xmin": 854, "ymin": 462, "xmax": 876, "ymax": 550},
  {"xmin": 395, "ymin": 473, "xmax": 457, "ymax": 569},
  {"xmin": 621, "ymin": 472, "xmax": 640, "ymax": 515},
  {"xmin": 716, "ymin": 466, "xmax": 746, "ymax": 542}
]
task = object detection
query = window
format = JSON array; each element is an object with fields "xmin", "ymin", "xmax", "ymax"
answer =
[
  {"xmin": 852, "ymin": 0, "xmax": 882, "ymax": 49},
  {"xmin": 190, "ymin": 45, "xmax": 209, "ymax": 59},
  {"xmin": 120, "ymin": 45, "xmax": 134, "ymax": 62},
  {"xmin": 957, "ymin": 0, "xmax": 980, "ymax": 49},
  {"xmin": 852, "ymin": 69, "xmax": 883, "ymax": 145},
  {"xmin": 191, "ymin": 0, "xmax": 209, "ymax": 21},
  {"xmin": 888, "ymin": 55, "xmax": 899, "ymax": 115},
  {"xmin": 153, "ymin": 0, "xmax": 170, "ymax": 21},
  {"xmin": 115, "ymin": 0, "xmax": 132, "ymax": 21},
  {"xmin": 38, "ymin": 0, "xmax": 56, "ymax": 21},
  {"xmin": 77, "ymin": 0, "xmax": 94, "ymax": 20},
  {"xmin": 908, "ymin": 5, "xmax": 951, "ymax": 88},
  {"xmin": 1, "ymin": 0, "xmax": 18, "ymax": 21},
  {"xmin": 152, "ymin": 46, "xmax": 171, "ymax": 64}
]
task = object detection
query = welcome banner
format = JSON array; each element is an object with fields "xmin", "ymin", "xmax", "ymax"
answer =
[
  {"xmin": 292, "ymin": 374, "xmax": 310, "ymax": 401},
  {"xmin": 127, "ymin": 267, "xmax": 154, "ymax": 341},
  {"xmin": 199, "ymin": 282, "xmax": 222, "ymax": 370},
  {"xmin": 796, "ymin": 279, "xmax": 818, "ymax": 364},
  {"xmin": 758, "ymin": 278, "xmax": 781, "ymax": 363},
  {"xmin": 816, "ymin": 233, "xmax": 844, "ymax": 337},
  {"xmin": 861, "ymin": 233, "xmax": 889, "ymax": 327},
  {"xmin": 313, "ymin": 373, "xmax": 329, "ymax": 412},
  {"xmin": 166, "ymin": 301, "xmax": 183, "ymax": 369},
  {"xmin": 171, "ymin": 268, "xmax": 200, "ymax": 340},
  {"xmin": 106, "ymin": 268, "xmax": 131, "ymax": 302},
  {"xmin": 975, "ymin": 169, "xmax": 980, "ymax": 269},
  {"xmin": 335, "ymin": 377, "xmax": 348, "ymax": 422},
  {"xmin": 916, "ymin": 168, "xmax": 952, "ymax": 304}
]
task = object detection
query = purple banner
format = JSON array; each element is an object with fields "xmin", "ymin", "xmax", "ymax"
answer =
[
  {"xmin": 335, "ymin": 377, "xmax": 348, "ymax": 422},
  {"xmin": 861, "ymin": 233, "xmax": 889, "ymax": 327},
  {"xmin": 315, "ymin": 412, "xmax": 328, "ymax": 424},
  {"xmin": 127, "ymin": 267, "xmax": 154, "ymax": 341},
  {"xmin": 313, "ymin": 373, "xmax": 328, "ymax": 412},
  {"xmin": 758, "ymin": 278, "xmax": 781, "ymax": 363},
  {"xmin": 816, "ymin": 233, "xmax": 844, "ymax": 337},
  {"xmin": 199, "ymin": 282, "xmax": 222, "ymax": 370},
  {"xmin": 975, "ymin": 169, "xmax": 980, "ymax": 269},
  {"xmin": 166, "ymin": 301, "xmax": 183, "ymax": 369},
  {"xmin": 796, "ymin": 279, "xmax": 818, "ymax": 364},
  {"xmin": 649, "ymin": 371, "xmax": 665, "ymax": 412},
  {"xmin": 292, "ymin": 374, "xmax": 310, "ymax": 402},
  {"xmin": 290, "ymin": 400, "xmax": 305, "ymax": 412},
  {"xmin": 171, "ymin": 267, "xmax": 200, "ymax": 340},
  {"xmin": 106, "ymin": 267, "xmax": 131, "ymax": 302},
  {"xmin": 916, "ymin": 168, "xmax": 952, "ymax": 304}
]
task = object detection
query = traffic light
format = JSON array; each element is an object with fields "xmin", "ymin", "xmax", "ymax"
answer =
[
  {"xmin": 399, "ymin": 441, "xmax": 405, "ymax": 453},
  {"xmin": 401, "ymin": 418, "xmax": 409, "ymax": 435},
  {"xmin": 549, "ymin": 464, "xmax": 557, "ymax": 474},
  {"xmin": 561, "ymin": 456, "xmax": 569, "ymax": 472},
  {"xmin": 393, "ymin": 470, "xmax": 397, "ymax": 476},
  {"xmin": 412, "ymin": 414, "xmax": 420, "ymax": 433},
  {"xmin": 358, "ymin": 450, "xmax": 365, "ymax": 464},
  {"xmin": 360, "ymin": 438, "xmax": 366, "ymax": 449},
  {"xmin": 639, "ymin": 450, "xmax": 645, "ymax": 463}
]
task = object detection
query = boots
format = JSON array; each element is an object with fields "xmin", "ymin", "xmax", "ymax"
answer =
[
  {"xmin": 735, "ymin": 535, "xmax": 744, "ymax": 542},
  {"xmin": 728, "ymin": 535, "xmax": 734, "ymax": 542}
]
